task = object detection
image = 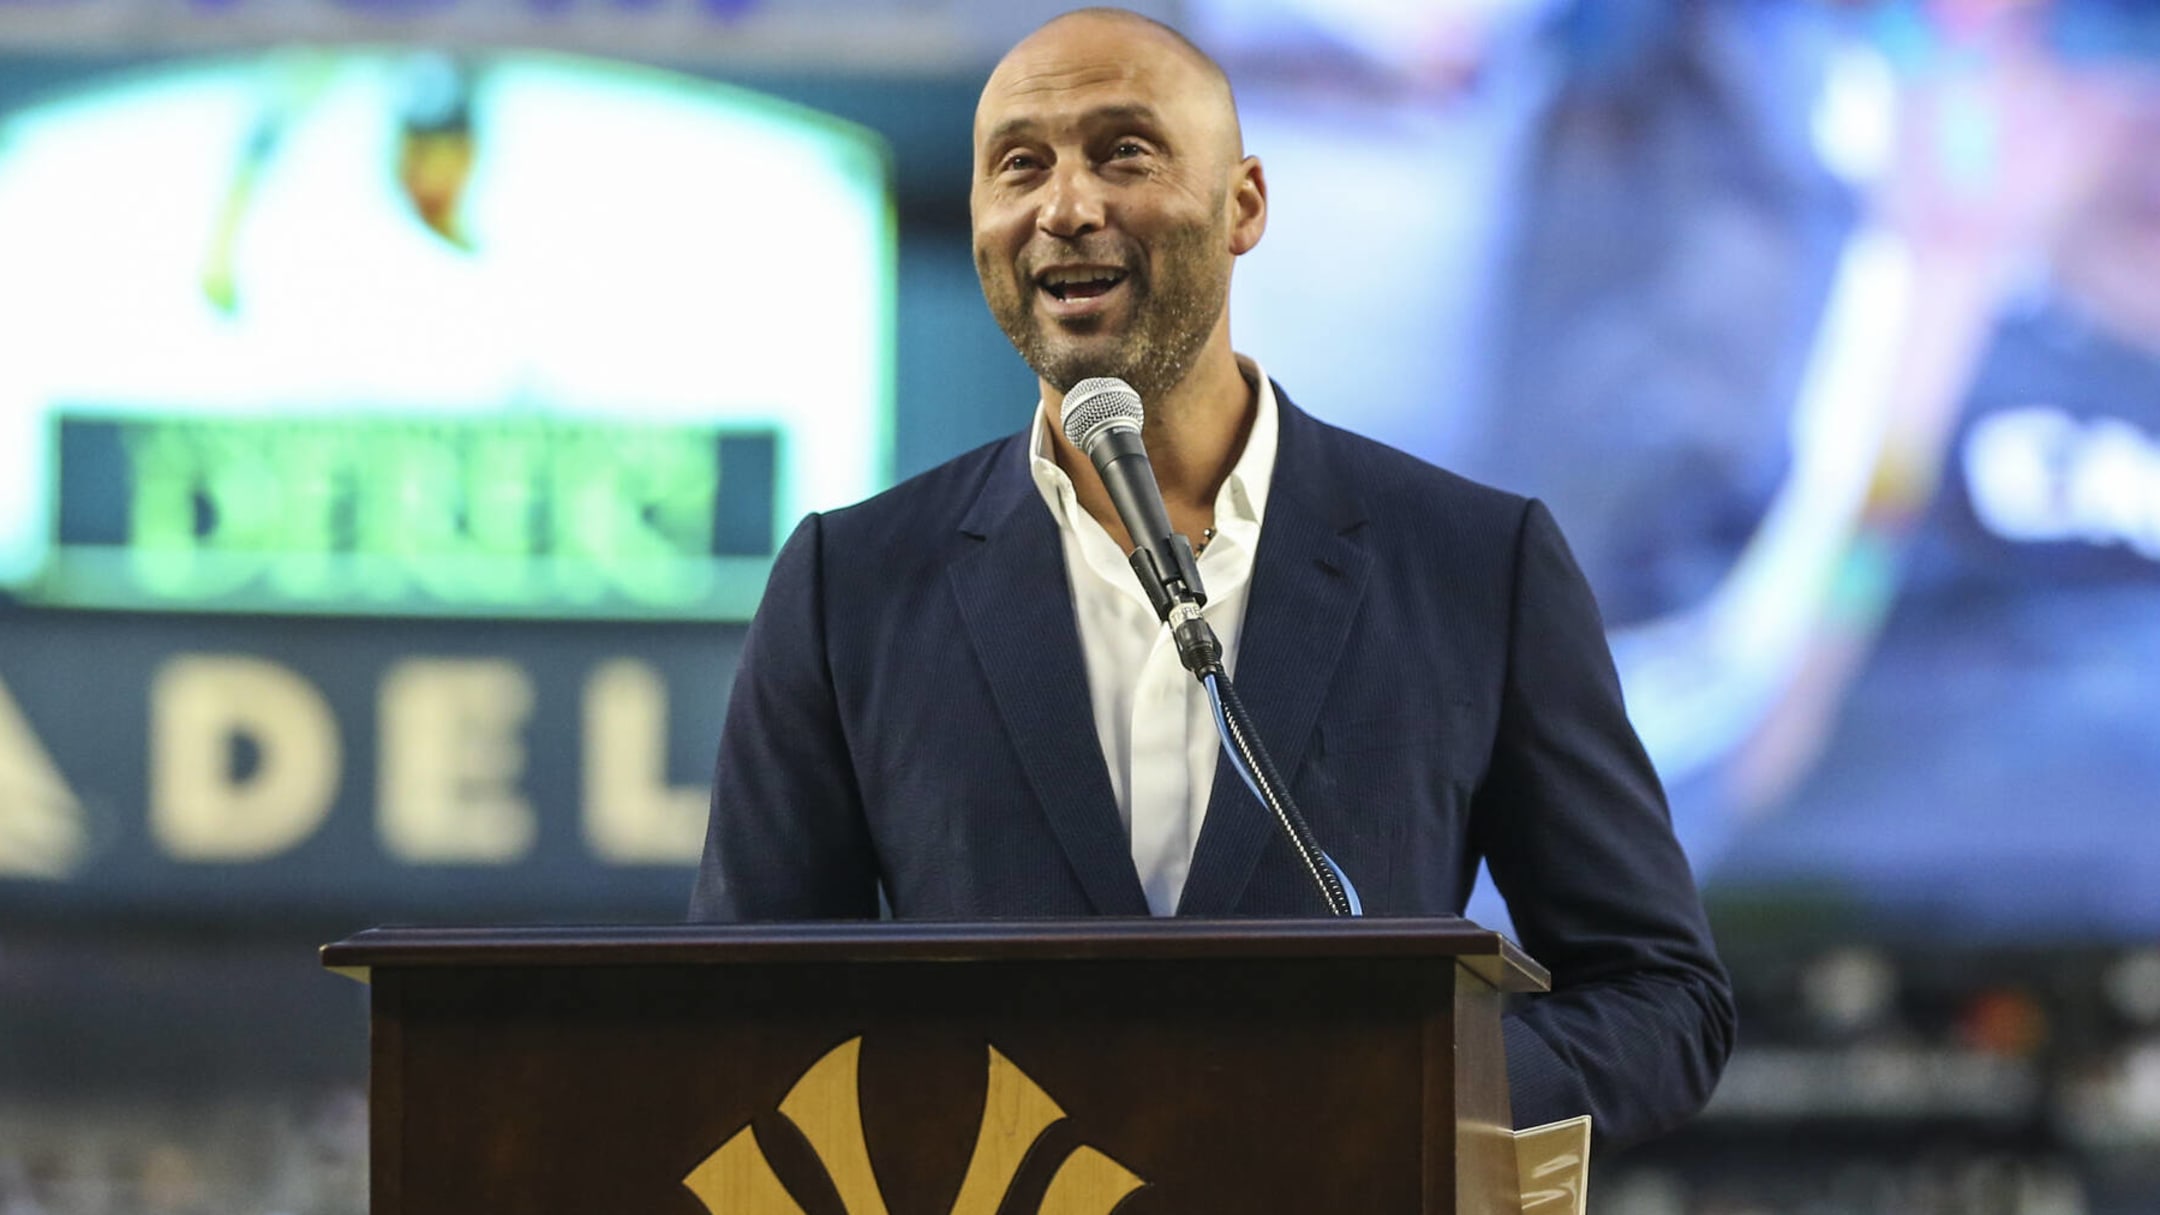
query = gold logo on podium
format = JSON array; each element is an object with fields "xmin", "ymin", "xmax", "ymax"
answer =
[{"xmin": 683, "ymin": 1037, "xmax": 1146, "ymax": 1215}]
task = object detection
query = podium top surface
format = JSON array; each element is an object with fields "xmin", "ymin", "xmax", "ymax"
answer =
[{"xmin": 321, "ymin": 918, "xmax": 1547, "ymax": 993}]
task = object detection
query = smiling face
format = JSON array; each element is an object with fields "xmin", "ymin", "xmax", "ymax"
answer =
[{"xmin": 970, "ymin": 12, "xmax": 1263, "ymax": 404}]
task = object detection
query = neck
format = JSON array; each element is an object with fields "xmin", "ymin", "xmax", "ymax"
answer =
[{"xmin": 1049, "ymin": 338, "xmax": 1255, "ymax": 551}]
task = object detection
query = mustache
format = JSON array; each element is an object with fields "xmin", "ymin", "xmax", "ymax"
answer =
[{"xmin": 1022, "ymin": 238, "xmax": 1139, "ymax": 279}]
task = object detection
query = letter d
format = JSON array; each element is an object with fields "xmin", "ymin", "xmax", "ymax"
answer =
[{"xmin": 151, "ymin": 655, "xmax": 340, "ymax": 861}]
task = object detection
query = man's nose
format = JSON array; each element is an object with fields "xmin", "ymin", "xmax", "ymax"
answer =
[{"xmin": 1037, "ymin": 164, "xmax": 1106, "ymax": 238}]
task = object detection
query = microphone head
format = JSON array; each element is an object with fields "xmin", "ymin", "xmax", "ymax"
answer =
[{"xmin": 1060, "ymin": 377, "xmax": 1144, "ymax": 456}]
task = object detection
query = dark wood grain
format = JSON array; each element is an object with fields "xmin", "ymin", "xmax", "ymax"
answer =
[{"xmin": 330, "ymin": 919, "xmax": 1541, "ymax": 1214}]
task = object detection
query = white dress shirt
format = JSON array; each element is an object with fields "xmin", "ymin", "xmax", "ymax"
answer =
[{"xmin": 1027, "ymin": 357, "xmax": 1279, "ymax": 915}]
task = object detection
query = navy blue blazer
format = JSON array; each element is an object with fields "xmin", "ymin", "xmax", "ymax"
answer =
[{"xmin": 692, "ymin": 388, "xmax": 1735, "ymax": 1151}]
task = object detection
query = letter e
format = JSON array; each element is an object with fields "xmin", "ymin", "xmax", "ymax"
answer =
[{"xmin": 378, "ymin": 659, "xmax": 536, "ymax": 863}]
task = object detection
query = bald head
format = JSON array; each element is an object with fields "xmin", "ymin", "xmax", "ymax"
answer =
[{"xmin": 978, "ymin": 7, "xmax": 1243, "ymax": 167}]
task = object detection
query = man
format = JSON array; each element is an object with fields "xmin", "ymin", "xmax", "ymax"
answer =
[{"xmin": 692, "ymin": 6, "xmax": 1733, "ymax": 1152}]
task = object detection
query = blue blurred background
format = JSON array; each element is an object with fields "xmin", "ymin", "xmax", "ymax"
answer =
[{"xmin": 2, "ymin": 0, "xmax": 2158, "ymax": 1210}]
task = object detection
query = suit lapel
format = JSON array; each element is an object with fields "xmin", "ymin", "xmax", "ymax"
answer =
[
  {"xmin": 1176, "ymin": 394, "xmax": 1373, "ymax": 916},
  {"xmin": 948, "ymin": 445, "xmax": 1151, "ymax": 916}
]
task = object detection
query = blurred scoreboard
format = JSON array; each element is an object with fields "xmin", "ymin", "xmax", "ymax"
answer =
[
  {"xmin": 0, "ymin": 46, "xmax": 893, "ymax": 915},
  {"xmin": 0, "ymin": 49, "xmax": 894, "ymax": 620}
]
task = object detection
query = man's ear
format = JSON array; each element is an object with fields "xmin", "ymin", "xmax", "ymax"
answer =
[{"xmin": 1229, "ymin": 156, "xmax": 1267, "ymax": 255}]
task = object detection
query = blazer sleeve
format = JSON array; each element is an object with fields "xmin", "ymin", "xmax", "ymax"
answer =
[
  {"xmin": 1474, "ymin": 498, "xmax": 1737, "ymax": 1151},
  {"xmin": 689, "ymin": 512, "xmax": 881, "ymax": 921}
]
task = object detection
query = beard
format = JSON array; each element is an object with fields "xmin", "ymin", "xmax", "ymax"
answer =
[{"xmin": 978, "ymin": 215, "xmax": 1232, "ymax": 407}]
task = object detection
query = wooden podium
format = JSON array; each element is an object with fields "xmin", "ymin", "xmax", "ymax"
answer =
[{"xmin": 322, "ymin": 918, "xmax": 1550, "ymax": 1214}]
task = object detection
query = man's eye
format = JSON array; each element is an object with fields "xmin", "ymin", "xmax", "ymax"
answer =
[
  {"xmin": 1111, "ymin": 140, "xmax": 1147, "ymax": 159},
  {"xmin": 1001, "ymin": 152, "xmax": 1041, "ymax": 173}
]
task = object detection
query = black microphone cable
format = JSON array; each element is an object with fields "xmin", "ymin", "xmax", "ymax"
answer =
[
  {"xmin": 1062, "ymin": 377, "xmax": 1360, "ymax": 917},
  {"xmin": 1203, "ymin": 667, "xmax": 1359, "ymax": 917}
]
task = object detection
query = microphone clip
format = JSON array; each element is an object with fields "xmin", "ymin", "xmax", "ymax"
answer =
[
  {"xmin": 1129, "ymin": 541, "xmax": 1223, "ymax": 677},
  {"xmin": 1129, "ymin": 537, "xmax": 1222, "ymax": 675},
  {"xmin": 1126, "ymin": 533, "xmax": 1206, "ymax": 622}
]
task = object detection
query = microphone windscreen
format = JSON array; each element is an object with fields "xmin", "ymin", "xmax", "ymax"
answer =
[{"xmin": 1061, "ymin": 377, "xmax": 1144, "ymax": 456}]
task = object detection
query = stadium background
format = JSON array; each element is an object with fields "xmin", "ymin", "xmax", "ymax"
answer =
[{"xmin": 2, "ymin": 1, "xmax": 2157, "ymax": 1210}]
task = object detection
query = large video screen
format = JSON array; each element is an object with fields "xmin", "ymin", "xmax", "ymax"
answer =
[
  {"xmin": 0, "ymin": 49, "xmax": 894, "ymax": 621},
  {"xmin": 1211, "ymin": 0, "xmax": 2160, "ymax": 940},
  {"xmin": 0, "ymin": 42, "xmax": 898, "ymax": 915}
]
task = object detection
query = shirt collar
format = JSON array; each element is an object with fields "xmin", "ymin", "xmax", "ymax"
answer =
[{"xmin": 1027, "ymin": 355, "xmax": 1279, "ymax": 537}]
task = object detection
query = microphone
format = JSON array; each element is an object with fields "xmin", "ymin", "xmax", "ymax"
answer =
[
  {"xmin": 1060, "ymin": 377, "xmax": 1220, "ymax": 674},
  {"xmin": 1058, "ymin": 377, "xmax": 1356, "ymax": 916}
]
